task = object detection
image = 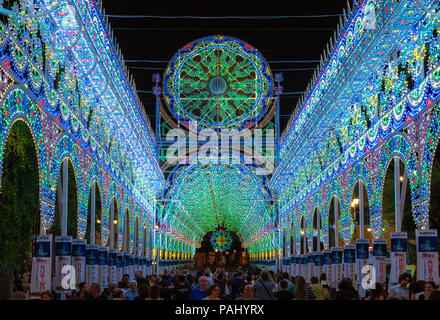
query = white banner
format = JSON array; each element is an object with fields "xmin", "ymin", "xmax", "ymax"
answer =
[
  {"xmin": 314, "ymin": 252, "xmax": 324, "ymax": 280},
  {"xmin": 123, "ymin": 253, "xmax": 130, "ymax": 278},
  {"xmin": 86, "ymin": 244, "xmax": 99, "ymax": 285},
  {"xmin": 355, "ymin": 239, "xmax": 369, "ymax": 285},
  {"xmin": 55, "ymin": 236, "xmax": 73, "ymax": 292},
  {"xmin": 99, "ymin": 247, "xmax": 109, "ymax": 289},
  {"xmin": 30, "ymin": 235, "xmax": 52, "ymax": 294},
  {"xmin": 331, "ymin": 247, "xmax": 342, "ymax": 288},
  {"xmin": 72, "ymin": 239, "xmax": 86, "ymax": 288},
  {"xmin": 416, "ymin": 230, "xmax": 439, "ymax": 285},
  {"xmin": 109, "ymin": 249, "xmax": 117, "ymax": 284},
  {"xmin": 116, "ymin": 252, "xmax": 124, "ymax": 283},
  {"xmin": 307, "ymin": 253, "xmax": 315, "ymax": 283},
  {"xmin": 372, "ymin": 239, "xmax": 387, "ymax": 284},
  {"xmin": 389, "ymin": 232, "xmax": 407, "ymax": 286},
  {"xmin": 343, "ymin": 245, "xmax": 356, "ymax": 281},
  {"xmin": 323, "ymin": 250, "xmax": 332, "ymax": 282}
]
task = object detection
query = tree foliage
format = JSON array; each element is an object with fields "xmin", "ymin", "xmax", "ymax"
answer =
[{"xmin": 0, "ymin": 121, "xmax": 39, "ymax": 274}]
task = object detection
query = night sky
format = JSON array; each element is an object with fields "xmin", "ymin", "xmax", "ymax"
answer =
[{"xmin": 102, "ymin": 0, "xmax": 350, "ymax": 134}]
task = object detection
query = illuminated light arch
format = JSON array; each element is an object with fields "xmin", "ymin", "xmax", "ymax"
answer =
[
  {"xmin": 49, "ymin": 134, "xmax": 84, "ymax": 234},
  {"xmin": 374, "ymin": 133, "xmax": 420, "ymax": 237},
  {"xmin": 84, "ymin": 162, "xmax": 106, "ymax": 244},
  {"xmin": 421, "ymin": 102, "xmax": 440, "ymax": 228},
  {"xmin": 0, "ymin": 86, "xmax": 49, "ymax": 226},
  {"xmin": 345, "ymin": 161, "xmax": 374, "ymax": 242}
]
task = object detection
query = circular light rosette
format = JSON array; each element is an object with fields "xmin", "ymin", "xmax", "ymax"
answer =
[{"xmin": 163, "ymin": 35, "xmax": 273, "ymax": 129}]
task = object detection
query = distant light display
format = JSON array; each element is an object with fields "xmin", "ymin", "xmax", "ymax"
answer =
[{"xmin": 211, "ymin": 230, "xmax": 232, "ymax": 252}]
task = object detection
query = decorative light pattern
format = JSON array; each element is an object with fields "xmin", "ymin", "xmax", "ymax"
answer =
[
  {"xmin": 211, "ymin": 230, "xmax": 232, "ymax": 251},
  {"xmin": 163, "ymin": 36, "xmax": 273, "ymax": 129},
  {"xmin": 274, "ymin": 0, "xmax": 440, "ymax": 256}
]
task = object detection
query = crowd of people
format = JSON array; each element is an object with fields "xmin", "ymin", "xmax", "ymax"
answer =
[{"xmin": 8, "ymin": 265, "xmax": 440, "ymax": 300}]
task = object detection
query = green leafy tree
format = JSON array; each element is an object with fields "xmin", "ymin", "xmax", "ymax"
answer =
[{"xmin": 0, "ymin": 121, "xmax": 39, "ymax": 298}]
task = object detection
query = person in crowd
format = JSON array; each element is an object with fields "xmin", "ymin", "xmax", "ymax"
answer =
[
  {"xmin": 213, "ymin": 269, "xmax": 227, "ymax": 299},
  {"xmin": 159, "ymin": 278, "xmax": 174, "ymax": 300},
  {"xmin": 236, "ymin": 283, "xmax": 255, "ymax": 300},
  {"xmin": 294, "ymin": 276, "xmax": 314, "ymax": 300},
  {"xmin": 367, "ymin": 283, "xmax": 385, "ymax": 300},
  {"xmin": 253, "ymin": 271, "xmax": 275, "ymax": 300},
  {"xmin": 40, "ymin": 291, "xmax": 52, "ymax": 300},
  {"xmin": 274, "ymin": 280, "xmax": 294, "ymax": 300},
  {"xmin": 102, "ymin": 282, "xmax": 115, "ymax": 300},
  {"xmin": 228, "ymin": 271, "xmax": 245, "ymax": 299},
  {"xmin": 135, "ymin": 271, "xmax": 148, "ymax": 287},
  {"xmin": 310, "ymin": 276, "xmax": 325, "ymax": 300},
  {"xmin": 418, "ymin": 281, "xmax": 437, "ymax": 300},
  {"xmin": 125, "ymin": 280, "xmax": 139, "ymax": 300},
  {"xmin": 73, "ymin": 282, "xmax": 88, "ymax": 300},
  {"xmin": 135, "ymin": 284, "xmax": 150, "ymax": 300},
  {"xmin": 429, "ymin": 289, "xmax": 440, "ymax": 300},
  {"xmin": 335, "ymin": 278, "xmax": 358, "ymax": 300},
  {"xmin": 410, "ymin": 280, "xmax": 425, "ymax": 300},
  {"xmin": 118, "ymin": 274, "xmax": 130, "ymax": 290},
  {"xmin": 388, "ymin": 273, "xmax": 411, "ymax": 300},
  {"xmin": 189, "ymin": 276, "xmax": 209, "ymax": 300},
  {"xmin": 174, "ymin": 275, "xmax": 191, "ymax": 300},
  {"xmin": 146, "ymin": 285, "xmax": 163, "ymax": 300},
  {"xmin": 84, "ymin": 283, "xmax": 107, "ymax": 300},
  {"xmin": 112, "ymin": 288, "xmax": 126, "ymax": 300},
  {"xmin": 203, "ymin": 284, "xmax": 221, "ymax": 300}
]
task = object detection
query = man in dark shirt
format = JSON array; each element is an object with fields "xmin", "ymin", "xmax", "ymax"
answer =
[
  {"xmin": 84, "ymin": 283, "xmax": 108, "ymax": 300},
  {"xmin": 174, "ymin": 275, "xmax": 191, "ymax": 300},
  {"xmin": 229, "ymin": 272, "xmax": 245, "ymax": 300},
  {"xmin": 275, "ymin": 280, "xmax": 294, "ymax": 300}
]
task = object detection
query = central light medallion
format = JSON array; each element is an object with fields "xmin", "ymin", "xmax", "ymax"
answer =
[
  {"xmin": 208, "ymin": 76, "xmax": 228, "ymax": 96},
  {"xmin": 163, "ymin": 35, "xmax": 273, "ymax": 129}
]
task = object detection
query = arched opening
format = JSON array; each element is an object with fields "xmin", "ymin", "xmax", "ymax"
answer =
[
  {"xmin": 149, "ymin": 228, "xmax": 153, "ymax": 258},
  {"xmin": 111, "ymin": 197, "xmax": 118, "ymax": 249},
  {"xmin": 85, "ymin": 181, "xmax": 102, "ymax": 245},
  {"xmin": 312, "ymin": 208, "xmax": 323, "ymax": 251},
  {"xmin": 142, "ymin": 223, "xmax": 147, "ymax": 256},
  {"xmin": 429, "ymin": 140, "xmax": 440, "ymax": 252},
  {"xmin": 290, "ymin": 221, "xmax": 295, "ymax": 255},
  {"xmin": 300, "ymin": 216, "xmax": 307, "ymax": 254},
  {"xmin": 0, "ymin": 120, "xmax": 40, "ymax": 298},
  {"xmin": 328, "ymin": 196, "xmax": 341, "ymax": 248},
  {"xmin": 194, "ymin": 230, "xmax": 248, "ymax": 268},
  {"xmin": 382, "ymin": 158, "xmax": 415, "ymax": 265},
  {"xmin": 350, "ymin": 180, "xmax": 371, "ymax": 243},
  {"xmin": 124, "ymin": 209, "xmax": 130, "ymax": 252},
  {"xmin": 282, "ymin": 230, "xmax": 287, "ymax": 257},
  {"xmin": 50, "ymin": 158, "xmax": 78, "ymax": 238},
  {"xmin": 134, "ymin": 216, "xmax": 139, "ymax": 255}
]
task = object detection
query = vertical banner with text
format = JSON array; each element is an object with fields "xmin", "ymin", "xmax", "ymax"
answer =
[
  {"xmin": 416, "ymin": 230, "xmax": 439, "ymax": 285},
  {"xmin": 109, "ymin": 249, "xmax": 117, "ymax": 284},
  {"xmin": 343, "ymin": 245, "xmax": 356, "ymax": 281},
  {"xmin": 389, "ymin": 232, "xmax": 407, "ymax": 286},
  {"xmin": 355, "ymin": 239, "xmax": 369, "ymax": 285},
  {"xmin": 30, "ymin": 235, "xmax": 52, "ymax": 294},
  {"xmin": 372, "ymin": 239, "xmax": 387, "ymax": 284},
  {"xmin": 116, "ymin": 252, "xmax": 123, "ymax": 282},
  {"xmin": 86, "ymin": 244, "xmax": 99, "ymax": 285},
  {"xmin": 55, "ymin": 236, "xmax": 73, "ymax": 292},
  {"xmin": 99, "ymin": 247, "xmax": 109, "ymax": 289},
  {"xmin": 72, "ymin": 239, "xmax": 86, "ymax": 288},
  {"xmin": 323, "ymin": 250, "xmax": 332, "ymax": 283},
  {"xmin": 331, "ymin": 247, "xmax": 342, "ymax": 288}
]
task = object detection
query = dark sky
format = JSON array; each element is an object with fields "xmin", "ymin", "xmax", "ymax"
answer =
[{"xmin": 102, "ymin": 0, "xmax": 350, "ymax": 134}]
